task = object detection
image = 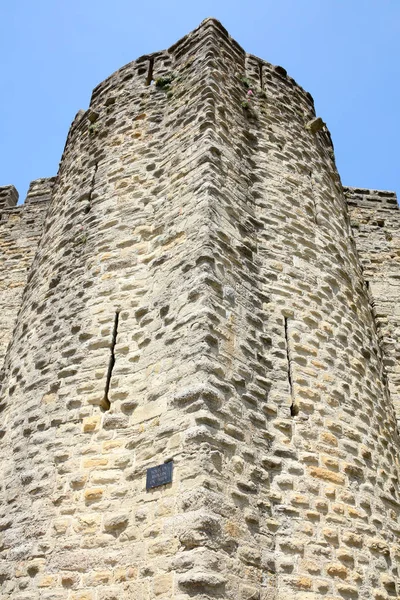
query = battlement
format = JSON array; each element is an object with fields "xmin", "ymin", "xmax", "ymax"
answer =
[
  {"xmin": 0, "ymin": 177, "xmax": 55, "ymax": 218},
  {"xmin": 346, "ymin": 184, "xmax": 400, "ymax": 421},
  {"xmin": 87, "ymin": 16, "xmax": 317, "ymax": 132},
  {"xmin": 344, "ymin": 185, "xmax": 398, "ymax": 210},
  {"xmin": 0, "ymin": 177, "xmax": 54, "ymax": 366},
  {"xmin": 0, "ymin": 185, "xmax": 19, "ymax": 210},
  {"xmin": 24, "ymin": 176, "xmax": 56, "ymax": 204}
]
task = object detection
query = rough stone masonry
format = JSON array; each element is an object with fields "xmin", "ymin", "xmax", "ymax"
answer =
[{"xmin": 0, "ymin": 17, "xmax": 400, "ymax": 600}]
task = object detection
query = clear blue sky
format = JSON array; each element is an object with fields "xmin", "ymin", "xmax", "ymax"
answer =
[{"xmin": 1, "ymin": 0, "xmax": 399, "ymax": 201}]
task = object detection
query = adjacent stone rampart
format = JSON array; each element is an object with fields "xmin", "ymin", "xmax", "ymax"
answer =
[
  {"xmin": 346, "ymin": 186, "xmax": 400, "ymax": 421},
  {"xmin": 0, "ymin": 18, "xmax": 399, "ymax": 600},
  {"xmin": 0, "ymin": 186, "xmax": 19, "ymax": 210},
  {"xmin": 0, "ymin": 178, "xmax": 54, "ymax": 367}
]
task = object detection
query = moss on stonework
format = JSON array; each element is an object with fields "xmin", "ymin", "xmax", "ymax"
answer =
[
  {"xmin": 237, "ymin": 74, "xmax": 251, "ymax": 89},
  {"xmin": 155, "ymin": 73, "xmax": 176, "ymax": 89}
]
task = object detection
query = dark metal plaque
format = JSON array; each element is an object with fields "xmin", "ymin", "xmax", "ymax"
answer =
[{"xmin": 146, "ymin": 461, "xmax": 173, "ymax": 490}]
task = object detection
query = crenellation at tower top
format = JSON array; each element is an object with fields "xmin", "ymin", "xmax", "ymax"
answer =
[
  {"xmin": 0, "ymin": 185, "xmax": 19, "ymax": 210},
  {"xmin": 345, "ymin": 185, "xmax": 398, "ymax": 209},
  {"xmin": 0, "ymin": 176, "xmax": 55, "ymax": 366}
]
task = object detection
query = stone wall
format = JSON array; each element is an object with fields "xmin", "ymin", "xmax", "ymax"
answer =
[
  {"xmin": 0, "ymin": 178, "xmax": 54, "ymax": 367},
  {"xmin": 346, "ymin": 187, "xmax": 400, "ymax": 422},
  {"xmin": 0, "ymin": 17, "xmax": 400, "ymax": 600}
]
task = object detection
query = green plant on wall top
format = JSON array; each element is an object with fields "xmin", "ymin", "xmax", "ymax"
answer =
[{"xmin": 155, "ymin": 73, "xmax": 176, "ymax": 90}]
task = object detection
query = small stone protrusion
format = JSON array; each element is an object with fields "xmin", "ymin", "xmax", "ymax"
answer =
[
  {"xmin": 306, "ymin": 117, "xmax": 325, "ymax": 133},
  {"xmin": 274, "ymin": 65, "xmax": 287, "ymax": 77},
  {"xmin": 178, "ymin": 571, "xmax": 227, "ymax": 589},
  {"xmin": 103, "ymin": 513, "xmax": 129, "ymax": 532},
  {"xmin": 74, "ymin": 109, "xmax": 86, "ymax": 122}
]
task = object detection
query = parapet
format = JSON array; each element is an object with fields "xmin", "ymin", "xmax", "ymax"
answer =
[
  {"xmin": 0, "ymin": 185, "xmax": 19, "ymax": 211},
  {"xmin": 0, "ymin": 177, "xmax": 55, "ymax": 220},
  {"xmin": 24, "ymin": 176, "xmax": 56, "ymax": 204},
  {"xmin": 346, "ymin": 185, "xmax": 400, "ymax": 421},
  {"xmin": 344, "ymin": 185, "xmax": 398, "ymax": 210},
  {"xmin": 0, "ymin": 177, "xmax": 55, "ymax": 213},
  {"xmin": 0, "ymin": 176, "xmax": 55, "ymax": 367}
]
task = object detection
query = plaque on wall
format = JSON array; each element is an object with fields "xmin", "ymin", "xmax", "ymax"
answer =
[{"xmin": 146, "ymin": 461, "xmax": 173, "ymax": 490}]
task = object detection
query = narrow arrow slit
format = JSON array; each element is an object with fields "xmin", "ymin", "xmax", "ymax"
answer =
[
  {"xmin": 309, "ymin": 172, "xmax": 318, "ymax": 225},
  {"xmin": 258, "ymin": 62, "xmax": 264, "ymax": 90},
  {"xmin": 146, "ymin": 57, "xmax": 155, "ymax": 86},
  {"xmin": 284, "ymin": 317, "xmax": 298, "ymax": 416},
  {"xmin": 103, "ymin": 311, "xmax": 120, "ymax": 411},
  {"xmin": 85, "ymin": 162, "xmax": 98, "ymax": 214}
]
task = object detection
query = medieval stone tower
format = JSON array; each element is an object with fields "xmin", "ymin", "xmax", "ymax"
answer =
[{"xmin": 1, "ymin": 17, "xmax": 400, "ymax": 600}]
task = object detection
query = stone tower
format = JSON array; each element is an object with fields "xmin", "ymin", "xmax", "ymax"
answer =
[{"xmin": 1, "ymin": 18, "xmax": 400, "ymax": 600}]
